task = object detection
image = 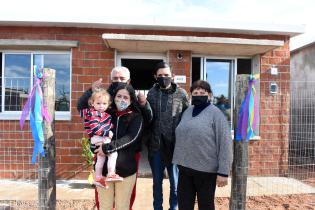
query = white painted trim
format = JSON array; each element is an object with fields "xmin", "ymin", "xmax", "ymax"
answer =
[
  {"xmin": 69, "ymin": 49, "xmax": 73, "ymax": 120},
  {"xmin": 0, "ymin": 112, "xmax": 71, "ymax": 121},
  {"xmin": 103, "ymin": 34, "xmax": 284, "ymax": 47},
  {"xmin": 1, "ymin": 53, "xmax": 4, "ymax": 112},
  {"xmin": 0, "ymin": 19, "xmax": 304, "ymax": 37},
  {"xmin": 116, "ymin": 52, "xmax": 167, "ymax": 66},
  {"xmin": 0, "ymin": 39, "xmax": 79, "ymax": 49}
]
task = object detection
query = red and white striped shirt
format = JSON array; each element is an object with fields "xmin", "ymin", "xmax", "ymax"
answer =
[{"xmin": 81, "ymin": 107, "xmax": 113, "ymax": 138}]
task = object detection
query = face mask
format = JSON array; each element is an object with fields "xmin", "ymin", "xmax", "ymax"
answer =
[
  {"xmin": 157, "ymin": 77, "xmax": 172, "ymax": 88},
  {"xmin": 191, "ymin": 96, "xmax": 209, "ymax": 106},
  {"xmin": 115, "ymin": 100, "xmax": 130, "ymax": 111}
]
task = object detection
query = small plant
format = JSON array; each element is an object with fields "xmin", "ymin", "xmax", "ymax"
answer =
[{"xmin": 81, "ymin": 137, "xmax": 94, "ymax": 166}]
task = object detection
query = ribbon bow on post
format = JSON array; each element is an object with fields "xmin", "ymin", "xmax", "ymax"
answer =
[
  {"xmin": 20, "ymin": 66, "xmax": 52, "ymax": 164},
  {"xmin": 235, "ymin": 74, "xmax": 259, "ymax": 141}
]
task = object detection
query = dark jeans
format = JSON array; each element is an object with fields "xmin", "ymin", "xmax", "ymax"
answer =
[
  {"xmin": 149, "ymin": 151, "xmax": 179, "ymax": 210},
  {"xmin": 178, "ymin": 165, "xmax": 217, "ymax": 210}
]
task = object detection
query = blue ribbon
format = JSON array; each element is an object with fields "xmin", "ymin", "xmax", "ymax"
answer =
[{"xmin": 30, "ymin": 88, "xmax": 45, "ymax": 164}]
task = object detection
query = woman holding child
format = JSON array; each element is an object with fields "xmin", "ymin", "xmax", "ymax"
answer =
[{"xmin": 89, "ymin": 83, "xmax": 143, "ymax": 210}]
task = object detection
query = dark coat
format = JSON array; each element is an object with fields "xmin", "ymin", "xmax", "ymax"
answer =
[{"xmin": 144, "ymin": 82, "xmax": 189, "ymax": 165}]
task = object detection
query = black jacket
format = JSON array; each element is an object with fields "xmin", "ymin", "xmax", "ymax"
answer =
[
  {"xmin": 91, "ymin": 109, "xmax": 143, "ymax": 177},
  {"xmin": 144, "ymin": 82, "xmax": 189, "ymax": 165},
  {"xmin": 77, "ymin": 85, "xmax": 152, "ymax": 152}
]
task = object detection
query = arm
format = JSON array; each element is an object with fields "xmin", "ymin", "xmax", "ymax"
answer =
[
  {"xmin": 139, "ymin": 101, "xmax": 153, "ymax": 126},
  {"xmin": 102, "ymin": 114, "xmax": 143, "ymax": 154},
  {"xmin": 77, "ymin": 88, "xmax": 93, "ymax": 112}
]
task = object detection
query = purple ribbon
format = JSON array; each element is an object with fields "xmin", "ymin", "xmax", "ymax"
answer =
[
  {"xmin": 20, "ymin": 78, "xmax": 52, "ymax": 130},
  {"xmin": 235, "ymin": 78, "xmax": 258, "ymax": 141}
]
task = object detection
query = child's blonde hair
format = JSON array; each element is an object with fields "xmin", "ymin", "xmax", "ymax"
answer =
[{"xmin": 88, "ymin": 88, "xmax": 111, "ymax": 107}]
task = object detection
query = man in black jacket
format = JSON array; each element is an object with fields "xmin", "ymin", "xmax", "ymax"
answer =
[{"xmin": 142, "ymin": 62, "xmax": 189, "ymax": 210}]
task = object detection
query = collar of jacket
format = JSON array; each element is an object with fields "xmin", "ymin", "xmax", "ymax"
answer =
[{"xmin": 115, "ymin": 108, "xmax": 133, "ymax": 117}]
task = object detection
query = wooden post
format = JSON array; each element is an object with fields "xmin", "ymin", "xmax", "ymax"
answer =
[
  {"xmin": 39, "ymin": 69, "xmax": 56, "ymax": 210},
  {"xmin": 229, "ymin": 75, "xmax": 249, "ymax": 210}
]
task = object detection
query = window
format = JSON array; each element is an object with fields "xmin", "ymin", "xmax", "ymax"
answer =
[
  {"xmin": 205, "ymin": 59, "xmax": 234, "ymax": 125},
  {"xmin": 192, "ymin": 56, "xmax": 260, "ymax": 139},
  {"xmin": 0, "ymin": 51, "xmax": 71, "ymax": 120}
]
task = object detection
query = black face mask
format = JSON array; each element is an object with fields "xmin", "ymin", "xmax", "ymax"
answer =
[
  {"xmin": 157, "ymin": 77, "xmax": 172, "ymax": 88},
  {"xmin": 191, "ymin": 96, "xmax": 209, "ymax": 106}
]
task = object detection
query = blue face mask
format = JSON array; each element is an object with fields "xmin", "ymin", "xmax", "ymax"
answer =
[{"xmin": 115, "ymin": 100, "xmax": 130, "ymax": 111}]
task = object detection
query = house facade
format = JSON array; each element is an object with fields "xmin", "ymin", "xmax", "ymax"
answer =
[{"xmin": 0, "ymin": 21, "xmax": 303, "ymax": 179}]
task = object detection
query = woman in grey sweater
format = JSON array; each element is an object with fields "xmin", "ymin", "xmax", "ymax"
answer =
[{"xmin": 172, "ymin": 80, "xmax": 233, "ymax": 210}]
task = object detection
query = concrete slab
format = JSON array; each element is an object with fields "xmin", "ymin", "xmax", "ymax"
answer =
[{"xmin": 0, "ymin": 177, "xmax": 314, "ymax": 209}]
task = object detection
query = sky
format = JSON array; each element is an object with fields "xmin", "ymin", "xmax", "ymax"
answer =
[{"xmin": 0, "ymin": 0, "xmax": 314, "ymax": 50}]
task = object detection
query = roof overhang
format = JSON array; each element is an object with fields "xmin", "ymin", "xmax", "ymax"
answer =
[
  {"xmin": 0, "ymin": 19, "xmax": 304, "ymax": 37},
  {"xmin": 0, "ymin": 39, "xmax": 79, "ymax": 50},
  {"xmin": 103, "ymin": 33, "xmax": 284, "ymax": 56}
]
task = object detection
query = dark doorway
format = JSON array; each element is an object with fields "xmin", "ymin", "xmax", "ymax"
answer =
[
  {"xmin": 192, "ymin": 57, "xmax": 201, "ymax": 84},
  {"xmin": 121, "ymin": 59, "xmax": 163, "ymax": 90},
  {"xmin": 120, "ymin": 58, "xmax": 163, "ymax": 176}
]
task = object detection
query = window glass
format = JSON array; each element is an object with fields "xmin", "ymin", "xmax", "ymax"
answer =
[
  {"xmin": 206, "ymin": 59, "xmax": 232, "ymax": 123},
  {"xmin": 4, "ymin": 54, "xmax": 31, "ymax": 111},
  {"xmin": 34, "ymin": 54, "xmax": 71, "ymax": 111}
]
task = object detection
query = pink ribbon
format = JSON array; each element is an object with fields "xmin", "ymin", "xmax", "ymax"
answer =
[{"xmin": 20, "ymin": 78, "xmax": 52, "ymax": 130}]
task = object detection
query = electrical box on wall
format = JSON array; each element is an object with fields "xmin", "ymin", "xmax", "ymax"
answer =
[
  {"xmin": 270, "ymin": 82, "xmax": 278, "ymax": 94},
  {"xmin": 270, "ymin": 67, "xmax": 278, "ymax": 75}
]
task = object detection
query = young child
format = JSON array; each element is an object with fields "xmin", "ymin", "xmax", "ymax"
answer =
[{"xmin": 81, "ymin": 89, "xmax": 123, "ymax": 188}]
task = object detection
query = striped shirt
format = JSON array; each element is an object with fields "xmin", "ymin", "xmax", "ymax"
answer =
[{"xmin": 81, "ymin": 107, "xmax": 112, "ymax": 138}]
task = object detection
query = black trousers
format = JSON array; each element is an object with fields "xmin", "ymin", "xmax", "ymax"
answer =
[{"xmin": 178, "ymin": 165, "xmax": 217, "ymax": 210}]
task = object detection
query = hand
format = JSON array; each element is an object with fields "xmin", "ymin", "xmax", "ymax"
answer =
[
  {"xmin": 95, "ymin": 142, "xmax": 103, "ymax": 146},
  {"xmin": 216, "ymin": 175, "xmax": 228, "ymax": 187},
  {"xmin": 137, "ymin": 91, "xmax": 147, "ymax": 106},
  {"xmin": 108, "ymin": 131, "xmax": 113, "ymax": 139},
  {"xmin": 95, "ymin": 146, "xmax": 105, "ymax": 157},
  {"xmin": 92, "ymin": 78, "xmax": 103, "ymax": 92}
]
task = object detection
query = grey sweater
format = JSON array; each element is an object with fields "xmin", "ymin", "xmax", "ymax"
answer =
[{"xmin": 172, "ymin": 104, "xmax": 233, "ymax": 175}]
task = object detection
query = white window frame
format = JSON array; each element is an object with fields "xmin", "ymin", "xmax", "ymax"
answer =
[
  {"xmin": 116, "ymin": 52, "xmax": 167, "ymax": 66},
  {"xmin": 0, "ymin": 50, "xmax": 72, "ymax": 121}
]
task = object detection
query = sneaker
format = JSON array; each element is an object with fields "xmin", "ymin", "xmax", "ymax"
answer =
[
  {"xmin": 94, "ymin": 177, "xmax": 109, "ymax": 189},
  {"xmin": 106, "ymin": 174, "xmax": 124, "ymax": 182}
]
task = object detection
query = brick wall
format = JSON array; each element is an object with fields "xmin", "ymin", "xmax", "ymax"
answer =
[
  {"xmin": 0, "ymin": 26, "xmax": 116, "ymax": 179},
  {"xmin": 248, "ymin": 38, "xmax": 290, "ymax": 176},
  {"xmin": 168, "ymin": 50, "xmax": 191, "ymax": 93},
  {"xmin": 0, "ymin": 26, "xmax": 290, "ymax": 179}
]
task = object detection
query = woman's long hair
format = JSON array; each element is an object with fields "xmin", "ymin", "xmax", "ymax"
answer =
[{"xmin": 111, "ymin": 83, "xmax": 141, "ymax": 114}]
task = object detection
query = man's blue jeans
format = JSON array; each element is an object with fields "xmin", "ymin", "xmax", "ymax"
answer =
[{"xmin": 149, "ymin": 151, "xmax": 178, "ymax": 210}]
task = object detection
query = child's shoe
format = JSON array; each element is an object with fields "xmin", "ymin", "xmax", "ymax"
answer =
[
  {"xmin": 94, "ymin": 177, "xmax": 109, "ymax": 189},
  {"xmin": 105, "ymin": 174, "xmax": 124, "ymax": 182}
]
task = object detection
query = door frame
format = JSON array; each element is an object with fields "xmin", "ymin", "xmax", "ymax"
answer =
[{"xmin": 116, "ymin": 52, "xmax": 167, "ymax": 66}]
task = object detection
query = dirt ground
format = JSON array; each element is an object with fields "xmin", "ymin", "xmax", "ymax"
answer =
[{"xmin": 2, "ymin": 194, "xmax": 314, "ymax": 210}]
